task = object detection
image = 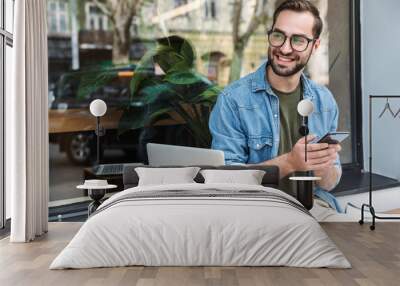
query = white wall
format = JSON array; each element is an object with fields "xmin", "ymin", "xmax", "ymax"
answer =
[
  {"xmin": 337, "ymin": 186, "xmax": 400, "ymax": 212},
  {"xmin": 362, "ymin": 0, "xmax": 400, "ymax": 179}
]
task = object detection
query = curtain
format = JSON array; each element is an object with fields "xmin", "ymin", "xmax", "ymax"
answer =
[{"xmin": 7, "ymin": 0, "xmax": 49, "ymax": 242}]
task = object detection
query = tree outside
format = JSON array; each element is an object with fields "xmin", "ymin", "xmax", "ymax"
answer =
[
  {"xmin": 92, "ymin": 0, "xmax": 144, "ymax": 64},
  {"xmin": 229, "ymin": 0, "xmax": 277, "ymax": 82}
]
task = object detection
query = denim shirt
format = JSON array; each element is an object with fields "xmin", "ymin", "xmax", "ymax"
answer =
[{"xmin": 209, "ymin": 62, "xmax": 343, "ymax": 212}]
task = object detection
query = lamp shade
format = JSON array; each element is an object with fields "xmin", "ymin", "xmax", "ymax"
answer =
[
  {"xmin": 89, "ymin": 99, "xmax": 107, "ymax": 117},
  {"xmin": 297, "ymin": 99, "xmax": 314, "ymax": 117}
]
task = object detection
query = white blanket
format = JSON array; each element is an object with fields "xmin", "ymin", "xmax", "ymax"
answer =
[{"xmin": 50, "ymin": 183, "xmax": 351, "ymax": 269}]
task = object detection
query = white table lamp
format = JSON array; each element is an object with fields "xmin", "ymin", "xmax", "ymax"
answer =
[
  {"xmin": 90, "ymin": 99, "xmax": 107, "ymax": 117},
  {"xmin": 290, "ymin": 99, "xmax": 318, "ymax": 210},
  {"xmin": 297, "ymin": 99, "xmax": 314, "ymax": 161},
  {"xmin": 89, "ymin": 99, "xmax": 107, "ymax": 165}
]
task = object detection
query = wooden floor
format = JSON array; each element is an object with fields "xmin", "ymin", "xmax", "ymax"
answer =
[{"xmin": 0, "ymin": 222, "xmax": 399, "ymax": 286}]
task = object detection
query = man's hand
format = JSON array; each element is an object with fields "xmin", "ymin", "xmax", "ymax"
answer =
[
  {"xmin": 288, "ymin": 135, "xmax": 341, "ymax": 172},
  {"xmin": 257, "ymin": 134, "xmax": 342, "ymax": 182}
]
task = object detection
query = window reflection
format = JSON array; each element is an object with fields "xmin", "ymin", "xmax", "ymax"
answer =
[
  {"xmin": 48, "ymin": 0, "xmax": 69, "ymax": 34},
  {"xmin": 205, "ymin": 0, "xmax": 217, "ymax": 19}
]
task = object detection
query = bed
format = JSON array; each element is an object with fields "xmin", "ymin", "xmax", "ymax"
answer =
[{"xmin": 50, "ymin": 165, "xmax": 350, "ymax": 269}]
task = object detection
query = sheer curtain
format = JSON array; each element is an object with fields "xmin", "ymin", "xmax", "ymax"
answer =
[{"xmin": 6, "ymin": 0, "xmax": 49, "ymax": 242}]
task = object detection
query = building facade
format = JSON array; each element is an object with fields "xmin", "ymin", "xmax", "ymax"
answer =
[{"xmin": 47, "ymin": 0, "xmax": 273, "ymax": 86}]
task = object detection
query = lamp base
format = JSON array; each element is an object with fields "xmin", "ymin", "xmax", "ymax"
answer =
[
  {"xmin": 87, "ymin": 188, "xmax": 106, "ymax": 216},
  {"xmin": 289, "ymin": 174, "xmax": 321, "ymax": 210}
]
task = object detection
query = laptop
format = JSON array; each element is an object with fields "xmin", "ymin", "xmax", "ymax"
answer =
[
  {"xmin": 147, "ymin": 143, "xmax": 225, "ymax": 166},
  {"xmin": 93, "ymin": 163, "xmax": 144, "ymax": 176}
]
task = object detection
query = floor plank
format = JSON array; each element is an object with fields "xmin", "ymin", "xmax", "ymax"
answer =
[{"xmin": 0, "ymin": 222, "xmax": 399, "ymax": 286}]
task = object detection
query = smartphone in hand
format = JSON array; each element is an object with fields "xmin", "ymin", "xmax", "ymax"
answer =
[{"xmin": 310, "ymin": 132, "xmax": 350, "ymax": 144}]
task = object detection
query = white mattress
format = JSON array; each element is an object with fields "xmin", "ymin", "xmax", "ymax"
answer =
[{"xmin": 50, "ymin": 183, "xmax": 351, "ymax": 269}]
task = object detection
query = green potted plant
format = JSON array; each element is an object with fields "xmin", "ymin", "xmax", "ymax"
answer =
[{"xmin": 118, "ymin": 35, "xmax": 222, "ymax": 148}]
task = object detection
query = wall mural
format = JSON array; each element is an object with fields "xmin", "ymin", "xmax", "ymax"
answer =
[{"xmin": 48, "ymin": 0, "xmax": 355, "ymax": 204}]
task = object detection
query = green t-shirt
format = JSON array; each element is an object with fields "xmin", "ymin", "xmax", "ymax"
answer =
[{"xmin": 272, "ymin": 84, "xmax": 302, "ymax": 197}]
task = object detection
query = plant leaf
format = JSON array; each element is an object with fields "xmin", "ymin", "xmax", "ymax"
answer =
[
  {"xmin": 166, "ymin": 60, "xmax": 194, "ymax": 74},
  {"xmin": 164, "ymin": 71, "xmax": 202, "ymax": 85},
  {"xmin": 187, "ymin": 85, "xmax": 221, "ymax": 104},
  {"xmin": 153, "ymin": 36, "xmax": 195, "ymax": 73},
  {"xmin": 77, "ymin": 70, "xmax": 118, "ymax": 100},
  {"xmin": 139, "ymin": 81, "xmax": 179, "ymax": 102},
  {"xmin": 179, "ymin": 39, "xmax": 195, "ymax": 67},
  {"xmin": 154, "ymin": 49, "xmax": 186, "ymax": 73},
  {"xmin": 148, "ymin": 107, "xmax": 173, "ymax": 124},
  {"xmin": 129, "ymin": 50, "xmax": 156, "ymax": 97}
]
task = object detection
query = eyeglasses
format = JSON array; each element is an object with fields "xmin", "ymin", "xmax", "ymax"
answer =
[{"xmin": 267, "ymin": 30, "xmax": 316, "ymax": 52}]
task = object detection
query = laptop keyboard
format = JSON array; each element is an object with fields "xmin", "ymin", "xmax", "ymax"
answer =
[{"xmin": 94, "ymin": 163, "xmax": 143, "ymax": 176}]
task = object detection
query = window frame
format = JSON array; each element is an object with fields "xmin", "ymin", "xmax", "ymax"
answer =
[
  {"xmin": 47, "ymin": 0, "xmax": 70, "ymax": 34},
  {"xmin": 204, "ymin": 0, "xmax": 217, "ymax": 20},
  {"xmin": 1, "ymin": 0, "xmax": 13, "ymax": 230},
  {"xmin": 344, "ymin": 0, "xmax": 363, "ymax": 170},
  {"xmin": 85, "ymin": 2, "xmax": 108, "ymax": 31}
]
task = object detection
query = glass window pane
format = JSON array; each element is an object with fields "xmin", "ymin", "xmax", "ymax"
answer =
[
  {"xmin": 50, "ymin": 15, "xmax": 57, "ymax": 33},
  {"xmin": 60, "ymin": 15, "xmax": 67, "ymax": 32},
  {"xmin": 47, "ymin": 0, "xmax": 358, "ymax": 220},
  {"xmin": 98, "ymin": 17, "xmax": 103, "ymax": 31},
  {"xmin": 50, "ymin": 2, "xmax": 57, "ymax": 11},
  {"xmin": 326, "ymin": 0, "xmax": 352, "ymax": 163},
  {"xmin": 5, "ymin": 0, "xmax": 14, "ymax": 33},
  {"xmin": 210, "ymin": 1, "xmax": 216, "ymax": 18}
]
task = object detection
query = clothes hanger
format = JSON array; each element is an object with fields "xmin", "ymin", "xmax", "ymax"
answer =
[
  {"xmin": 393, "ymin": 106, "xmax": 400, "ymax": 118},
  {"xmin": 378, "ymin": 98, "xmax": 395, "ymax": 118}
]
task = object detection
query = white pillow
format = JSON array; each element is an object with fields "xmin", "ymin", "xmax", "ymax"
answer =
[
  {"xmin": 135, "ymin": 167, "xmax": 200, "ymax": 186},
  {"xmin": 200, "ymin": 169, "xmax": 266, "ymax": 185}
]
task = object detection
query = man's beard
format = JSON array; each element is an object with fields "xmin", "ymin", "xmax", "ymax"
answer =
[{"xmin": 268, "ymin": 47, "xmax": 311, "ymax": 77}]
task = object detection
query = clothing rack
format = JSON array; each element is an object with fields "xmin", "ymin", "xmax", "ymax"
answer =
[{"xmin": 359, "ymin": 95, "xmax": 400, "ymax": 230}]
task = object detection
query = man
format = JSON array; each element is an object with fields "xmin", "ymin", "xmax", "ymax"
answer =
[{"xmin": 209, "ymin": 0, "xmax": 343, "ymax": 212}]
